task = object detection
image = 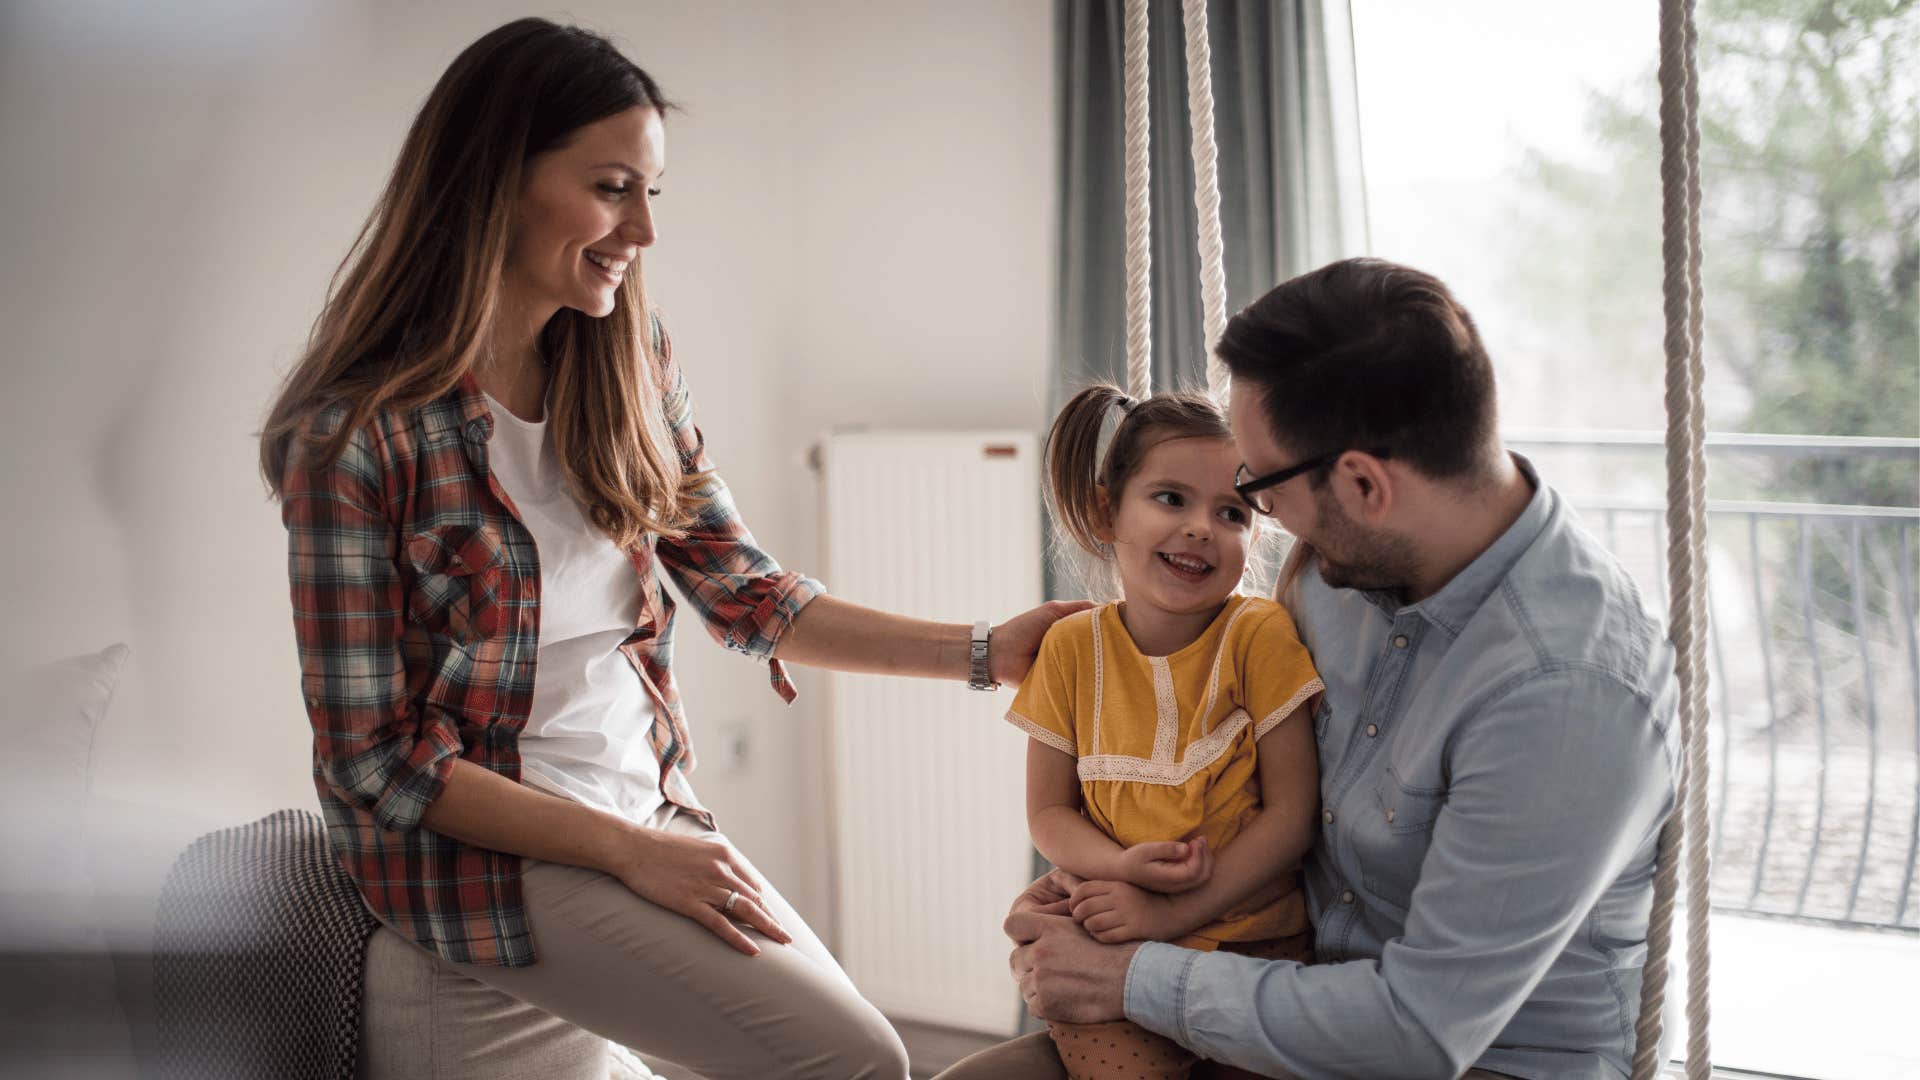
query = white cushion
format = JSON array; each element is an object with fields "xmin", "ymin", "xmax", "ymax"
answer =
[
  {"xmin": 0, "ymin": 643, "xmax": 137, "ymax": 1075},
  {"xmin": 1, "ymin": 642, "xmax": 130, "ymax": 945}
]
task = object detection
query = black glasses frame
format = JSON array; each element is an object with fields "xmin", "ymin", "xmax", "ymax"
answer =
[{"xmin": 1234, "ymin": 447, "xmax": 1391, "ymax": 514}]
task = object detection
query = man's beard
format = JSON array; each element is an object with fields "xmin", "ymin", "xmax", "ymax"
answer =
[{"xmin": 1309, "ymin": 487, "xmax": 1421, "ymax": 594}]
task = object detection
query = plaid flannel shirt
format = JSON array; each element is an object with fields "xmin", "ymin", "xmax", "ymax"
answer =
[{"xmin": 281, "ymin": 327, "xmax": 822, "ymax": 967}]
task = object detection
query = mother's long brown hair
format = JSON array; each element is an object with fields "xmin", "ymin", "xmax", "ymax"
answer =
[{"xmin": 259, "ymin": 17, "xmax": 699, "ymax": 547}]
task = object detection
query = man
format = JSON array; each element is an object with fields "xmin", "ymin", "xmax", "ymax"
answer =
[{"xmin": 940, "ymin": 259, "xmax": 1678, "ymax": 1080}]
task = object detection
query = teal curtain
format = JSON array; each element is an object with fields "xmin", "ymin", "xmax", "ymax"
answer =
[{"xmin": 1055, "ymin": 0, "xmax": 1370, "ymax": 403}]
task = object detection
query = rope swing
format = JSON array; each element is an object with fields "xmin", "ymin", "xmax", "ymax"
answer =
[
  {"xmin": 1121, "ymin": 0, "xmax": 1153, "ymax": 401},
  {"xmin": 1636, "ymin": 0, "xmax": 1715, "ymax": 1075},
  {"xmin": 1119, "ymin": 0, "xmax": 1231, "ymax": 403},
  {"xmin": 1180, "ymin": 0, "xmax": 1231, "ymax": 402},
  {"xmin": 1120, "ymin": 2, "xmax": 1715, "ymax": 1075}
]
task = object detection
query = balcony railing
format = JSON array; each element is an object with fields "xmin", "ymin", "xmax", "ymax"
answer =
[{"xmin": 1508, "ymin": 430, "xmax": 1920, "ymax": 934}]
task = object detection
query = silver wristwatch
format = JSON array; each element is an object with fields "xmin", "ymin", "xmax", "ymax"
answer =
[{"xmin": 968, "ymin": 620, "xmax": 999, "ymax": 691}]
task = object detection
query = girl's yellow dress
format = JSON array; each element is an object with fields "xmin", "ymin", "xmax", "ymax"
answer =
[{"xmin": 1006, "ymin": 594, "xmax": 1322, "ymax": 950}]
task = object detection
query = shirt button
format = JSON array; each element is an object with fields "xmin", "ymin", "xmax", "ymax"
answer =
[
  {"xmin": 305, "ymin": 695, "xmax": 320, "ymax": 708},
  {"xmin": 1366, "ymin": 723, "xmax": 1379, "ymax": 737},
  {"xmin": 1386, "ymin": 808, "xmax": 1397, "ymax": 824},
  {"xmin": 1341, "ymin": 890, "xmax": 1355, "ymax": 904},
  {"xmin": 1393, "ymin": 634, "xmax": 1409, "ymax": 648},
  {"xmin": 1322, "ymin": 809, "xmax": 1335, "ymax": 825}
]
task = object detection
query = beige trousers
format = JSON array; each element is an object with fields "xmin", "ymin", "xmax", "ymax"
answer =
[
  {"xmin": 934, "ymin": 1030, "xmax": 1518, "ymax": 1080},
  {"xmin": 357, "ymin": 810, "xmax": 908, "ymax": 1080}
]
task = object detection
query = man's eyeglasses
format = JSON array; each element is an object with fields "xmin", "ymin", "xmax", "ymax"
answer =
[{"xmin": 1234, "ymin": 448, "xmax": 1391, "ymax": 515}]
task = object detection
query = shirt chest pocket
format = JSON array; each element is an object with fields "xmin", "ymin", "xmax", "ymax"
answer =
[
  {"xmin": 1356, "ymin": 768, "xmax": 1446, "ymax": 911},
  {"xmin": 404, "ymin": 524, "xmax": 507, "ymax": 650}
]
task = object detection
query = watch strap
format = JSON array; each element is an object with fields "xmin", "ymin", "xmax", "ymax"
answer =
[{"xmin": 968, "ymin": 620, "xmax": 998, "ymax": 691}]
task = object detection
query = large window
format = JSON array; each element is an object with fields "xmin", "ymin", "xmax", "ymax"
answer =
[{"xmin": 1353, "ymin": 2, "xmax": 1919, "ymax": 1076}]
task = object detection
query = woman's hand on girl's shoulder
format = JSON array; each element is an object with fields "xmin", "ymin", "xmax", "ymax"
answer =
[{"xmin": 990, "ymin": 600, "xmax": 1097, "ymax": 687}]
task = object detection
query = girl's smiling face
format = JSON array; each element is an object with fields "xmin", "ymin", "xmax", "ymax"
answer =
[{"xmin": 1102, "ymin": 436, "xmax": 1255, "ymax": 621}]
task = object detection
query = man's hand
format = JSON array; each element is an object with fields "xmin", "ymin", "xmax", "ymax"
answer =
[
  {"xmin": 1116, "ymin": 834, "xmax": 1212, "ymax": 893},
  {"xmin": 1009, "ymin": 866, "xmax": 1082, "ymax": 918},
  {"xmin": 1006, "ymin": 908, "xmax": 1141, "ymax": 1024},
  {"xmin": 990, "ymin": 601, "xmax": 1097, "ymax": 688},
  {"xmin": 1068, "ymin": 878, "xmax": 1181, "ymax": 943}
]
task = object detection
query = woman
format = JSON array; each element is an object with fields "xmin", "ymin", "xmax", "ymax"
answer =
[{"xmin": 260, "ymin": 18, "xmax": 1081, "ymax": 1079}]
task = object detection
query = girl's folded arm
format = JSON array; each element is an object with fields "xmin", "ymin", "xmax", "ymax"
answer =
[{"xmin": 1026, "ymin": 739, "xmax": 1127, "ymax": 882}]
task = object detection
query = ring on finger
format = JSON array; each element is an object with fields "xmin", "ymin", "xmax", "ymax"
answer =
[{"xmin": 723, "ymin": 890, "xmax": 741, "ymax": 916}]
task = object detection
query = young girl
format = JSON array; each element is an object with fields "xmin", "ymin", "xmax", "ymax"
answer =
[{"xmin": 1007, "ymin": 384, "xmax": 1323, "ymax": 1080}]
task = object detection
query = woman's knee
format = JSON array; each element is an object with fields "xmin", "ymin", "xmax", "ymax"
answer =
[
  {"xmin": 848, "ymin": 1030, "xmax": 912, "ymax": 1080},
  {"xmin": 814, "ymin": 1000, "xmax": 910, "ymax": 1080}
]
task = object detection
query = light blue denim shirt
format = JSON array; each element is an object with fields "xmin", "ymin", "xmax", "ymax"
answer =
[{"xmin": 1125, "ymin": 458, "xmax": 1679, "ymax": 1079}]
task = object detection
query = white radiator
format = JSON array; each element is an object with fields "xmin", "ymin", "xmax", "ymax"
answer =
[{"xmin": 819, "ymin": 430, "xmax": 1043, "ymax": 1036}]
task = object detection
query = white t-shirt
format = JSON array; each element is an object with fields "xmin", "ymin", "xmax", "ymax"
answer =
[{"xmin": 481, "ymin": 391, "xmax": 665, "ymax": 826}]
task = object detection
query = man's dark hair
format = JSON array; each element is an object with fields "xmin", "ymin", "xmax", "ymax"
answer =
[{"xmin": 1216, "ymin": 257, "xmax": 1500, "ymax": 484}]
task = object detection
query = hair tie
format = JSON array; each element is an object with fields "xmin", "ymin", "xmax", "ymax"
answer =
[{"xmin": 1115, "ymin": 394, "xmax": 1137, "ymax": 414}]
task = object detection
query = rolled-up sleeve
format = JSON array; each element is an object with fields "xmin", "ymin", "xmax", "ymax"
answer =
[
  {"xmin": 1125, "ymin": 669, "xmax": 1675, "ymax": 1079},
  {"xmin": 649, "ymin": 329, "xmax": 824, "ymax": 699},
  {"xmin": 283, "ymin": 415, "xmax": 462, "ymax": 833}
]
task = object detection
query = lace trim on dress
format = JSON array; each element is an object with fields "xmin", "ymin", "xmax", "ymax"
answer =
[
  {"xmin": 1078, "ymin": 707, "xmax": 1252, "ymax": 786},
  {"xmin": 1253, "ymin": 678, "xmax": 1324, "ymax": 740},
  {"xmin": 1201, "ymin": 597, "xmax": 1259, "ymax": 727},
  {"xmin": 1007, "ymin": 709, "xmax": 1077, "ymax": 757},
  {"xmin": 1149, "ymin": 656, "xmax": 1180, "ymax": 763},
  {"xmin": 1090, "ymin": 608, "xmax": 1107, "ymax": 755}
]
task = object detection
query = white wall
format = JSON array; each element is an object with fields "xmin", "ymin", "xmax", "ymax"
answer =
[{"xmin": 0, "ymin": 0, "xmax": 1054, "ymax": 937}]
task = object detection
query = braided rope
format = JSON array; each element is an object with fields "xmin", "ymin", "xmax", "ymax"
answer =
[
  {"xmin": 1680, "ymin": 2, "xmax": 1715, "ymax": 1074},
  {"xmin": 1636, "ymin": 780, "xmax": 1686, "ymax": 1076},
  {"xmin": 1180, "ymin": 0, "xmax": 1230, "ymax": 402},
  {"xmin": 1122, "ymin": 0, "xmax": 1153, "ymax": 400},
  {"xmin": 1635, "ymin": 0, "xmax": 1713, "ymax": 1076},
  {"xmin": 1633, "ymin": 4, "xmax": 1693, "ymax": 1063}
]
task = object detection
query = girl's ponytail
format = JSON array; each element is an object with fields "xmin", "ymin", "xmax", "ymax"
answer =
[{"xmin": 1043, "ymin": 383, "xmax": 1133, "ymax": 558}]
